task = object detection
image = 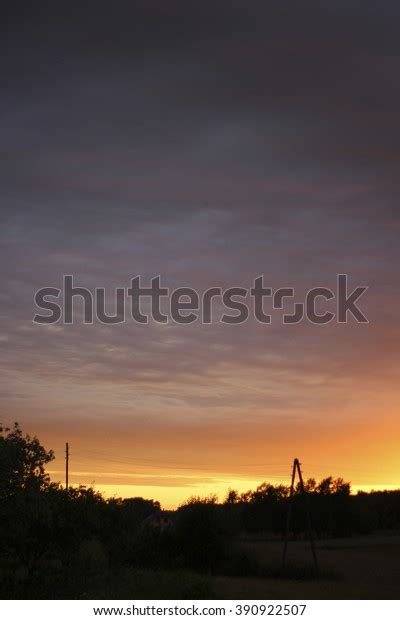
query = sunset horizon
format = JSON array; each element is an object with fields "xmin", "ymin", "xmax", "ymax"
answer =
[
  {"xmin": 2, "ymin": 1, "xmax": 400, "ymax": 603},
  {"xmin": 10, "ymin": 411, "xmax": 400, "ymax": 508}
]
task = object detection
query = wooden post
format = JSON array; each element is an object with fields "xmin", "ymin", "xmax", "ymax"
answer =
[
  {"xmin": 295, "ymin": 459, "xmax": 319, "ymax": 575},
  {"xmin": 282, "ymin": 458, "xmax": 319, "ymax": 575},
  {"xmin": 65, "ymin": 442, "xmax": 69, "ymax": 489},
  {"xmin": 282, "ymin": 458, "xmax": 297, "ymax": 569}
]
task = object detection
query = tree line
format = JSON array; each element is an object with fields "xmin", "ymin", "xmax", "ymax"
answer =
[{"xmin": 1, "ymin": 423, "xmax": 399, "ymax": 598}]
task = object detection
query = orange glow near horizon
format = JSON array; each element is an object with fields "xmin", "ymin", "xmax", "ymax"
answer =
[
  {"xmin": 5, "ymin": 312, "xmax": 400, "ymax": 509},
  {"xmin": 38, "ymin": 404, "xmax": 400, "ymax": 509},
  {"xmin": 45, "ymin": 473, "xmax": 400, "ymax": 510}
]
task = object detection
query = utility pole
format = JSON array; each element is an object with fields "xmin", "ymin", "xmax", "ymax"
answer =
[
  {"xmin": 282, "ymin": 458, "xmax": 297, "ymax": 569},
  {"xmin": 282, "ymin": 458, "xmax": 319, "ymax": 575},
  {"xmin": 65, "ymin": 442, "xmax": 69, "ymax": 489}
]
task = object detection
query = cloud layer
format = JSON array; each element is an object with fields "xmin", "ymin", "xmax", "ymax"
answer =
[{"xmin": 1, "ymin": 2, "xmax": 400, "ymax": 502}]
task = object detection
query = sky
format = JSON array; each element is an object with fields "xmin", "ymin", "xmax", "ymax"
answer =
[{"xmin": 1, "ymin": 2, "xmax": 400, "ymax": 507}]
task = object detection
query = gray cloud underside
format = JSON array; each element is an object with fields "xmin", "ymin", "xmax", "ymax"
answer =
[{"xmin": 1, "ymin": 1, "xmax": 399, "ymax": 433}]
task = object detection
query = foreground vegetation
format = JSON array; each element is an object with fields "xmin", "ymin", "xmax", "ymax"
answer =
[{"xmin": 1, "ymin": 423, "xmax": 400, "ymax": 599}]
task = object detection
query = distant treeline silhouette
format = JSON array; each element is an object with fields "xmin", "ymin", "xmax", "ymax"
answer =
[{"xmin": 1, "ymin": 423, "xmax": 400, "ymax": 599}]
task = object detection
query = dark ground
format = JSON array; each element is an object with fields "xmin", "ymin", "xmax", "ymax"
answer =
[{"xmin": 212, "ymin": 533, "xmax": 400, "ymax": 599}]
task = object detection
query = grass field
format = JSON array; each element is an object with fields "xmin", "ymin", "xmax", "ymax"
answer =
[{"xmin": 212, "ymin": 533, "xmax": 400, "ymax": 599}]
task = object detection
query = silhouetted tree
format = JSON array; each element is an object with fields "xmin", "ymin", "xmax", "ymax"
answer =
[
  {"xmin": 0, "ymin": 422, "xmax": 54, "ymax": 498},
  {"xmin": 224, "ymin": 489, "xmax": 239, "ymax": 504}
]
